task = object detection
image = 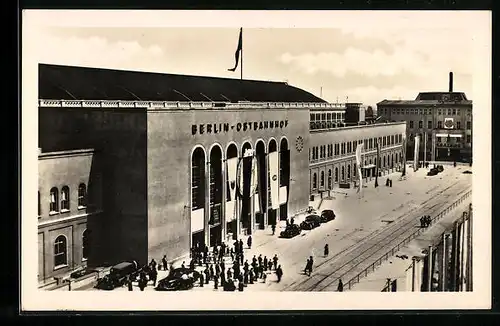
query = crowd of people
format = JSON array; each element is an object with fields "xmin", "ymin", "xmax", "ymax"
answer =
[{"xmin": 420, "ymin": 215, "xmax": 432, "ymax": 228}]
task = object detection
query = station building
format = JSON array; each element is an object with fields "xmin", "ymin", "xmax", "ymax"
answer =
[
  {"xmin": 377, "ymin": 72, "xmax": 473, "ymax": 163},
  {"xmin": 37, "ymin": 64, "xmax": 405, "ymax": 284}
]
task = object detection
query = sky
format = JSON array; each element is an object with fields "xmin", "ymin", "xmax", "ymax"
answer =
[{"xmin": 25, "ymin": 11, "xmax": 481, "ymax": 107}]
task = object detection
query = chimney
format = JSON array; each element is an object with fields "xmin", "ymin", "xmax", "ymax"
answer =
[{"xmin": 449, "ymin": 72, "xmax": 453, "ymax": 92}]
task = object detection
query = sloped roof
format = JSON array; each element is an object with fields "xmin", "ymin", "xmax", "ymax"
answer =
[
  {"xmin": 39, "ymin": 64, "xmax": 326, "ymax": 103},
  {"xmin": 377, "ymin": 91, "xmax": 472, "ymax": 106}
]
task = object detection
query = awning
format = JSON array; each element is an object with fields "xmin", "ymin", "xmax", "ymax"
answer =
[
  {"xmin": 436, "ymin": 133, "xmax": 462, "ymax": 138},
  {"xmin": 362, "ymin": 164, "xmax": 376, "ymax": 169}
]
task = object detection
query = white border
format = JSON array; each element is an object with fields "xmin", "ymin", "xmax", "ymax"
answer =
[{"xmin": 21, "ymin": 10, "xmax": 491, "ymax": 311}]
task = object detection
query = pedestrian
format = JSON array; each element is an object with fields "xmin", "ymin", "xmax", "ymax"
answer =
[
  {"xmin": 149, "ymin": 258, "xmax": 157, "ymax": 271},
  {"xmin": 240, "ymin": 252, "xmax": 244, "ymax": 264},
  {"xmin": 268, "ymin": 260, "xmax": 273, "ymax": 271},
  {"xmin": 304, "ymin": 258, "xmax": 311, "ymax": 276},
  {"xmin": 324, "ymin": 244, "xmax": 329, "ymax": 257},
  {"xmin": 238, "ymin": 280, "xmax": 244, "ymax": 292},
  {"xmin": 337, "ymin": 279, "xmax": 344, "ymax": 292},
  {"xmin": 138, "ymin": 278, "xmax": 146, "ymax": 291},
  {"xmin": 291, "ymin": 217, "xmax": 295, "ymax": 225},
  {"xmin": 181, "ymin": 261, "xmax": 186, "ymax": 269},
  {"xmin": 271, "ymin": 224, "xmax": 276, "ymax": 235},
  {"xmin": 215, "ymin": 263, "xmax": 221, "ymax": 276},
  {"xmin": 390, "ymin": 179, "xmax": 393, "ymax": 187},
  {"xmin": 239, "ymin": 239, "xmax": 244, "ymax": 254},
  {"xmin": 199, "ymin": 272, "xmax": 204, "ymax": 287},
  {"xmin": 273, "ymin": 254, "xmax": 279, "ymax": 270},
  {"xmin": 150, "ymin": 268, "xmax": 158, "ymax": 286},
  {"xmin": 262, "ymin": 272, "xmax": 267, "ymax": 283},
  {"xmin": 258, "ymin": 254, "xmax": 263, "ymax": 267},
  {"xmin": 127, "ymin": 279, "xmax": 133, "ymax": 291},
  {"xmin": 244, "ymin": 270, "xmax": 249, "ymax": 285},
  {"xmin": 419, "ymin": 216, "xmax": 424, "ymax": 228},
  {"xmin": 244, "ymin": 261, "xmax": 249, "ymax": 273},
  {"xmin": 249, "ymin": 269, "xmax": 254, "ymax": 284},
  {"xmin": 162, "ymin": 255, "xmax": 168, "ymax": 271},
  {"xmin": 214, "ymin": 275, "xmax": 219, "ymax": 290},
  {"xmin": 276, "ymin": 265, "xmax": 283, "ymax": 283},
  {"xmin": 263, "ymin": 256, "xmax": 268, "ymax": 271},
  {"xmin": 247, "ymin": 236, "xmax": 252, "ymax": 249},
  {"xmin": 210, "ymin": 265, "xmax": 215, "ymax": 280},
  {"xmin": 204, "ymin": 267, "xmax": 210, "ymax": 284}
]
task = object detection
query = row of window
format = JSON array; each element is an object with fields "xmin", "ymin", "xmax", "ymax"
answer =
[
  {"xmin": 407, "ymin": 133, "xmax": 472, "ymax": 145},
  {"xmin": 310, "ymin": 134, "xmax": 403, "ymax": 162},
  {"xmin": 310, "ymin": 112, "xmax": 345, "ymax": 122},
  {"xmin": 53, "ymin": 230, "xmax": 90, "ymax": 268},
  {"xmin": 380, "ymin": 107, "xmax": 471, "ymax": 116},
  {"xmin": 408, "ymin": 120, "xmax": 471, "ymax": 130},
  {"xmin": 311, "ymin": 152, "xmax": 401, "ymax": 189},
  {"xmin": 39, "ymin": 183, "xmax": 87, "ymax": 217}
]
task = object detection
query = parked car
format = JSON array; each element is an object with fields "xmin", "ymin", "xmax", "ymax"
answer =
[
  {"xmin": 320, "ymin": 209, "xmax": 336, "ymax": 223},
  {"xmin": 280, "ymin": 224, "xmax": 302, "ymax": 238},
  {"xmin": 427, "ymin": 168, "xmax": 439, "ymax": 176},
  {"xmin": 70, "ymin": 267, "xmax": 93, "ymax": 279},
  {"xmin": 300, "ymin": 214, "xmax": 321, "ymax": 230},
  {"xmin": 155, "ymin": 267, "xmax": 200, "ymax": 291},
  {"xmin": 95, "ymin": 260, "xmax": 139, "ymax": 290}
]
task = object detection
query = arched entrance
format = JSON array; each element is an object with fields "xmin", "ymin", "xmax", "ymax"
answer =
[
  {"xmin": 240, "ymin": 142, "xmax": 253, "ymax": 235},
  {"xmin": 268, "ymin": 139, "xmax": 278, "ymax": 227},
  {"xmin": 279, "ymin": 138, "xmax": 290, "ymax": 221},
  {"xmin": 191, "ymin": 147, "xmax": 206, "ymax": 249},
  {"xmin": 225, "ymin": 144, "xmax": 238, "ymax": 240},
  {"xmin": 255, "ymin": 140, "xmax": 267, "ymax": 229},
  {"xmin": 209, "ymin": 145, "xmax": 223, "ymax": 247}
]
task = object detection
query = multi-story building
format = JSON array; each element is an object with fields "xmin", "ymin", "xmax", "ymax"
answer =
[
  {"xmin": 376, "ymin": 72, "xmax": 473, "ymax": 163},
  {"xmin": 37, "ymin": 63, "xmax": 407, "ymax": 285}
]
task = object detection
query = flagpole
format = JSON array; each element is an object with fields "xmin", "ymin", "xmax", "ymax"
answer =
[{"xmin": 240, "ymin": 28, "xmax": 243, "ymax": 80}]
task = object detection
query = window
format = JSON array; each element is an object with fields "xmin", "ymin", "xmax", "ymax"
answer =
[
  {"xmin": 452, "ymin": 109, "xmax": 456, "ymax": 115},
  {"xmin": 437, "ymin": 121, "xmax": 443, "ymax": 129},
  {"xmin": 54, "ymin": 235, "xmax": 67, "ymax": 268},
  {"xmin": 428, "ymin": 120, "xmax": 432, "ymax": 129},
  {"xmin": 466, "ymin": 135, "xmax": 471, "ymax": 143},
  {"xmin": 353, "ymin": 164, "xmax": 357, "ymax": 177},
  {"xmin": 457, "ymin": 121, "xmax": 461, "ymax": 129},
  {"xmin": 409, "ymin": 121, "xmax": 414, "ymax": 128},
  {"xmin": 78, "ymin": 184, "xmax": 87, "ymax": 208},
  {"xmin": 467, "ymin": 121, "xmax": 471, "ymax": 130},
  {"xmin": 383, "ymin": 156, "xmax": 386, "ymax": 167},
  {"xmin": 437, "ymin": 137, "xmax": 442, "ymax": 143},
  {"xmin": 428, "ymin": 133, "xmax": 432, "ymax": 143},
  {"xmin": 49, "ymin": 187, "xmax": 59, "ymax": 214},
  {"xmin": 341, "ymin": 166, "xmax": 345, "ymax": 181},
  {"xmin": 419, "ymin": 121, "xmax": 423, "ymax": 129},
  {"xmin": 335, "ymin": 167, "xmax": 339, "ymax": 182},
  {"xmin": 61, "ymin": 186, "xmax": 70, "ymax": 211},
  {"xmin": 312, "ymin": 173, "xmax": 317, "ymax": 189},
  {"xmin": 82, "ymin": 230, "xmax": 90, "ymax": 260},
  {"xmin": 38, "ymin": 191, "xmax": 41, "ymax": 217},
  {"xmin": 320, "ymin": 171, "xmax": 325, "ymax": 187},
  {"xmin": 438, "ymin": 109, "xmax": 442, "ymax": 115},
  {"xmin": 457, "ymin": 109, "xmax": 460, "ymax": 115},
  {"xmin": 328, "ymin": 170, "xmax": 332, "ymax": 189},
  {"xmin": 347, "ymin": 165, "xmax": 351, "ymax": 179}
]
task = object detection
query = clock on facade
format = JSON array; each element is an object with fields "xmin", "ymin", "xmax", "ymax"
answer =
[{"xmin": 295, "ymin": 136, "xmax": 304, "ymax": 152}]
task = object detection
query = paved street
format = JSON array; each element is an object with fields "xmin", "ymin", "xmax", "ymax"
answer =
[{"xmin": 94, "ymin": 164, "xmax": 472, "ymax": 293}]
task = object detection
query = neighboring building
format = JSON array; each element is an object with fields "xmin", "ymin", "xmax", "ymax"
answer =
[
  {"xmin": 38, "ymin": 64, "xmax": 408, "ymax": 283},
  {"xmin": 376, "ymin": 72, "xmax": 473, "ymax": 163},
  {"xmin": 38, "ymin": 148, "xmax": 103, "ymax": 284}
]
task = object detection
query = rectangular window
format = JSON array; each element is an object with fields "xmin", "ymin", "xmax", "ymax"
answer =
[
  {"xmin": 438, "ymin": 121, "xmax": 443, "ymax": 128},
  {"xmin": 310, "ymin": 114, "xmax": 315, "ymax": 121},
  {"xmin": 452, "ymin": 109, "xmax": 456, "ymax": 115},
  {"xmin": 327, "ymin": 113, "xmax": 331, "ymax": 120},
  {"xmin": 409, "ymin": 121, "xmax": 414, "ymax": 128},
  {"xmin": 467, "ymin": 121, "xmax": 471, "ymax": 129},
  {"xmin": 428, "ymin": 120, "xmax": 432, "ymax": 129},
  {"xmin": 457, "ymin": 121, "xmax": 461, "ymax": 129},
  {"xmin": 438, "ymin": 109, "xmax": 442, "ymax": 115},
  {"xmin": 419, "ymin": 121, "xmax": 423, "ymax": 129},
  {"xmin": 466, "ymin": 135, "xmax": 471, "ymax": 143}
]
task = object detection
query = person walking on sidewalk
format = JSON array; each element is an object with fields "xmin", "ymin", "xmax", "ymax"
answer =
[
  {"xmin": 162, "ymin": 255, "xmax": 168, "ymax": 271},
  {"xmin": 239, "ymin": 239, "xmax": 244, "ymax": 254},
  {"xmin": 247, "ymin": 236, "xmax": 253, "ymax": 249},
  {"xmin": 263, "ymin": 256, "xmax": 268, "ymax": 271},
  {"xmin": 276, "ymin": 265, "xmax": 283, "ymax": 283},
  {"xmin": 337, "ymin": 279, "xmax": 344, "ymax": 292},
  {"xmin": 273, "ymin": 254, "xmax": 279, "ymax": 270},
  {"xmin": 271, "ymin": 224, "xmax": 276, "ymax": 235},
  {"xmin": 324, "ymin": 244, "xmax": 329, "ymax": 257}
]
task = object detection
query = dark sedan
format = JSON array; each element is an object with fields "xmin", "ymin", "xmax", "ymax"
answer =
[
  {"xmin": 300, "ymin": 214, "xmax": 321, "ymax": 230},
  {"xmin": 95, "ymin": 261, "xmax": 139, "ymax": 290},
  {"xmin": 320, "ymin": 209, "xmax": 336, "ymax": 223},
  {"xmin": 155, "ymin": 268, "xmax": 201, "ymax": 291},
  {"xmin": 280, "ymin": 224, "xmax": 302, "ymax": 238}
]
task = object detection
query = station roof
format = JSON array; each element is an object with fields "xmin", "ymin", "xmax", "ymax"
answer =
[
  {"xmin": 377, "ymin": 92, "xmax": 472, "ymax": 106},
  {"xmin": 39, "ymin": 64, "xmax": 327, "ymax": 104}
]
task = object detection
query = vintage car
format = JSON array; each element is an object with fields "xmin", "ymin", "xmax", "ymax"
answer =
[
  {"xmin": 155, "ymin": 267, "xmax": 201, "ymax": 291},
  {"xmin": 320, "ymin": 209, "xmax": 336, "ymax": 223},
  {"xmin": 95, "ymin": 261, "xmax": 139, "ymax": 290},
  {"xmin": 427, "ymin": 168, "xmax": 439, "ymax": 176},
  {"xmin": 280, "ymin": 224, "xmax": 302, "ymax": 238},
  {"xmin": 300, "ymin": 214, "xmax": 321, "ymax": 230}
]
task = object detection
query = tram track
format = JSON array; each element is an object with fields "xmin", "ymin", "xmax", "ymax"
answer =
[{"xmin": 284, "ymin": 179, "xmax": 470, "ymax": 291}]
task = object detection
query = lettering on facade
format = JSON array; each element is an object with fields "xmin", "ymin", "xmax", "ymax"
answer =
[{"xmin": 192, "ymin": 120, "xmax": 289, "ymax": 136}]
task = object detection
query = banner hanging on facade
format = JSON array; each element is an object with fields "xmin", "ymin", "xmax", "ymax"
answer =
[
  {"xmin": 413, "ymin": 135, "xmax": 420, "ymax": 171},
  {"xmin": 226, "ymin": 157, "xmax": 238, "ymax": 202},
  {"xmin": 268, "ymin": 151, "xmax": 280, "ymax": 210},
  {"xmin": 355, "ymin": 143, "xmax": 364, "ymax": 193}
]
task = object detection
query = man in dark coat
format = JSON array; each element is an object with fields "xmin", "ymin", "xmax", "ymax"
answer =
[
  {"xmin": 239, "ymin": 239, "xmax": 244, "ymax": 254},
  {"xmin": 150, "ymin": 268, "xmax": 158, "ymax": 286},
  {"xmin": 337, "ymin": 279, "xmax": 344, "ymax": 292},
  {"xmin": 273, "ymin": 254, "xmax": 279, "ymax": 270},
  {"xmin": 276, "ymin": 265, "xmax": 283, "ymax": 283},
  {"xmin": 247, "ymin": 236, "xmax": 252, "ymax": 249},
  {"xmin": 162, "ymin": 255, "xmax": 168, "ymax": 271},
  {"xmin": 271, "ymin": 224, "xmax": 276, "ymax": 235},
  {"xmin": 324, "ymin": 244, "xmax": 329, "ymax": 257},
  {"xmin": 199, "ymin": 273, "xmax": 204, "ymax": 287},
  {"xmin": 263, "ymin": 256, "xmax": 268, "ymax": 271}
]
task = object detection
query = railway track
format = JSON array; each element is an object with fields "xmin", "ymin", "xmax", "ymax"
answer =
[{"xmin": 284, "ymin": 179, "xmax": 471, "ymax": 291}]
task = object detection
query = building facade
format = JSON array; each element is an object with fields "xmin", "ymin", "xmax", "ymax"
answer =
[
  {"xmin": 376, "ymin": 73, "xmax": 472, "ymax": 163},
  {"xmin": 37, "ymin": 64, "xmax": 408, "ymax": 283}
]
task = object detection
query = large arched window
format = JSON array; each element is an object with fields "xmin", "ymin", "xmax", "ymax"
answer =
[
  {"xmin": 335, "ymin": 167, "xmax": 339, "ymax": 182},
  {"xmin": 353, "ymin": 163, "xmax": 357, "ymax": 177},
  {"xmin": 341, "ymin": 166, "xmax": 345, "ymax": 181},
  {"xmin": 54, "ymin": 235, "xmax": 67, "ymax": 267},
  {"xmin": 82, "ymin": 230, "xmax": 90, "ymax": 260},
  {"xmin": 383, "ymin": 156, "xmax": 386, "ymax": 168},
  {"xmin": 49, "ymin": 187, "xmax": 59, "ymax": 213},
  {"xmin": 61, "ymin": 186, "xmax": 70, "ymax": 211},
  {"xmin": 320, "ymin": 171, "xmax": 325, "ymax": 187},
  {"xmin": 209, "ymin": 145, "xmax": 223, "ymax": 225},
  {"xmin": 78, "ymin": 184, "xmax": 87, "ymax": 208},
  {"xmin": 191, "ymin": 147, "xmax": 206, "ymax": 211},
  {"xmin": 312, "ymin": 173, "xmax": 317, "ymax": 189},
  {"xmin": 347, "ymin": 165, "xmax": 351, "ymax": 179},
  {"xmin": 328, "ymin": 169, "xmax": 332, "ymax": 189}
]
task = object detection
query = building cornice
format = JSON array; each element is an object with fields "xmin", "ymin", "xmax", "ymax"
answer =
[{"xmin": 310, "ymin": 121, "xmax": 406, "ymax": 133}]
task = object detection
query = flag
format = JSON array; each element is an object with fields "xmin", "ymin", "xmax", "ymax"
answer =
[
  {"xmin": 268, "ymin": 151, "xmax": 280, "ymax": 210},
  {"xmin": 355, "ymin": 143, "xmax": 364, "ymax": 193},
  {"xmin": 228, "ymin": 28, "xmax": 242, "ymax": 72},
  {"xmin": 413, "ymin": 135, "xmax": 420, "ymax": 171}
]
